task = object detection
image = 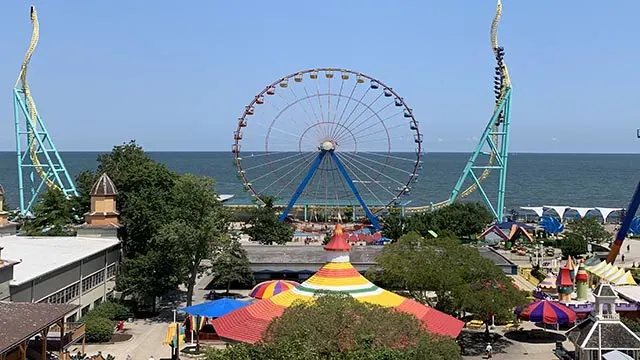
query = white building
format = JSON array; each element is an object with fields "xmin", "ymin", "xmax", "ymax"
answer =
[
  {"xmin": 0, "ymin": 173, "xmax": 124, "ymax": 322},
  {"xmin": 0, "ymin": 235, "xmax": 121, "ymax": 322}
]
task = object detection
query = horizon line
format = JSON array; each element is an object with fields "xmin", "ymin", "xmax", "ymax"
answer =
[{"xmin": 0, "ymin": 150, "xmax": 638, "ymax": 155}]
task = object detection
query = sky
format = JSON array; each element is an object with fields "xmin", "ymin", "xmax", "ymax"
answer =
[{"xmin": 0, "ymin": 0, "xmax": 638, "ymax": 153}]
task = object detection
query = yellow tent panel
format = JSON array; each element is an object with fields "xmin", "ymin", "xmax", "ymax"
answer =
[
  {"xmin": 163, "ymin": 322, "xmax": 185, "ymax": 346},
  {"xmin": 587, "ymin": 260, "xmax": 607, "ymax": 274},
  {"xmin": 613, "ymin": 271, "xmax": 637, "ymax": 286}
]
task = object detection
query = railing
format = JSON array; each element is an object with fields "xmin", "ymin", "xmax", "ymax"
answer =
[{"xmin": 48, "ymin": 322, "xmax": 86, "ymax": 343}]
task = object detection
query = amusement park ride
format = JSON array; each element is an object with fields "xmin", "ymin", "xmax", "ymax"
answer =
[
  {"xmin": 231, "ymin": 0, "xmax": 513, "ymax": 229},
  {"xmin": 10, "ymin": 3, "xmax": 512, "ymax": 228},
  {"xmin": 13, "ymin": 6, "xmax": 77, "ymax": 215}
]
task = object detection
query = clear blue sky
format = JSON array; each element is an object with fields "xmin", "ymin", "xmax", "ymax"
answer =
[{"xmin": 0, "ymin": 0, "xmax": 638, "ymax": 153}]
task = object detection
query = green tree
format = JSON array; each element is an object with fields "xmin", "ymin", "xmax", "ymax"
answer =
[
  {"xmin": 381, "ymin": 209, "xmax": 404, "ymax": 240},
  {"xmin": 76, "ymin": 141, "xmax": 178, "ymax": 256},
  {"xmin": 70, "ymin": 170, "xmax": 99, "ymax": 222},
  {"xmin": 402, "ymin": 203, "xmax": 492, "ymax": 239},
  {"xmin": 243, "ymin": 196, "xmax": 293, "ymax": 245},
  {"xmin": 404, "ymin": 212, "xmax": 438, "ymax": 238},
  {"xmin": 22, "ymin": 187, "xmax": 74, "ymax": 236},
  {"xmin": 559, "ymin": 232, "xmax": 588, "ymax": 259},
  {"xmin": 368, "ymin": 233, "xmax": 527, "ymax": 318},
  {"xmin": 432, "ymin": 202, "xmax": 493, "ymax": 238},
  {"xmin": 568, "ymin": 217, "xmax": 611, "ymax": 244},
  {"xmin": 206, "ymin": 294, "xmax": 461, "ymax": 360},
  {"xmin": 210, "ymin": 235, "xmax": 253, "ymax": 294},
  {"xmin": 116, "ymin": 249, "xmax": 182, "ymax": 309},
  {"xmin": 163, "ymin": 174, "xmax": 229, "ymax": 306}
]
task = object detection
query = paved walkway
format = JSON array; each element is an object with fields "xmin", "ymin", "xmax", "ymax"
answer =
[
  {"xmin": 84, "ymin": 319, "xmax": 168, "ymax": 360},
  {"xmin": 83, "ymin": 274, "xmax": 217, "ymax": 360},
  {"xmin": 462, "ymin": 321, "xmax": 574, "ymax": 360}
]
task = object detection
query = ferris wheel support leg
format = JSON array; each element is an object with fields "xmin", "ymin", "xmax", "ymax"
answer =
[
  {"xmin": 330, "ymin": 152, "xmax": 381, "ymax": 231},
  {"xmin": 13, "ymin": 88, "xmax": 78, "ymax": 215},
  {"xmin": 606, "ymin": 181, "xmax": 640, "ymax": 264},
  {"xmin": 448, "ymin": 89, "xmax": 511, "ymax": 221},
  {"xmin": 279, "ymin": 151, "xmax": 326, "ymax": 222}
]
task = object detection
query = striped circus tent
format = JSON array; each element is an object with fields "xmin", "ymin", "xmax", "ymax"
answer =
[
  {"xmin": 601, "ymin": 266, "xmax": 621, "ymax": 280},
  {"xmin": 604, "ymin": 267, "xmax": 626, "ymax": 283},
  {"xmin": 519, "ymin": 300, "xmax": 576, "ymax": 325},
  {"xmin": 593, "ymin": 263, "xmax": 614, "ymax": 278},
  {"xmin": 250, "ymin": 280, "xmax": 299, "ymax": 299},
  {"xmin": 587, "ymin": 260, "xmax": 607, "ymax": 274},
  {"xmin": 539, "ymin": 273, "xmax": 557, "ymax": 293},
  {"xmin": 611, "ymin": 271, "xmax": 637, "ymax": 286},
  {"xmin": 584, "ymin": 256, "xmax": 602, "ymax": 267},
  {"xmin": 212, "ymin": 224, "xmax": 465, "ymax": 343}
]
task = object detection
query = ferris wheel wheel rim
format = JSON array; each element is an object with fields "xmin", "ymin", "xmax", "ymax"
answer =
[{"xmin": 232, "ymin": 67, "xmax": 423, "ymax": 210}]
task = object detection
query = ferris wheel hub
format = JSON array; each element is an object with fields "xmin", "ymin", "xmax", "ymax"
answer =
[{"xmin": 320, "ymin": 140, "xmax": 336, "ymax": 151}]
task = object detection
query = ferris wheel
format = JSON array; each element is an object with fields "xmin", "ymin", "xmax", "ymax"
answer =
[{"xmin": 232, "ymin": 68, "xmax": 423, "ymax": 230}]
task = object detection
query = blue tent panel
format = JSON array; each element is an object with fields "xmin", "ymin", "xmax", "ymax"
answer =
[{"xmin": 179, "ymin": 298, "xmax": 251, "ymax": 318}]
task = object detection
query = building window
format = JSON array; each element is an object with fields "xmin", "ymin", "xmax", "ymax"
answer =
[
  {"xmin": 81, "ymin": 305, "xmax": 90, "ymax": 317},
  {"xmin": 39, "ymin": 282, "xmax": 80, "ymax": 304},
  {"xmin": 94, "ymin": 297, "xmax": 102, "ymax": 308},
  {"xmin": 106, "ymin": 263, "xmax": 117, "ymax": 280},
  {"xmin": 82, "ymin": 270, "xmax": 105, "ymax": 293},
  {"xmin": 67, "ymin": 314, "xmax": 77, "ymax": 323}
]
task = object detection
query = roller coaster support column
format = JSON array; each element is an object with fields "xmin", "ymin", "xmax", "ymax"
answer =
[
  {"xmin": 449, "ymin": 88, "xmax": 512, "ymax": 221},
  {"xmin": 14, "ymin": 88, "xmax": 78, "ymax": 215},
  {"xmin": 607, "ymin": 181, "xmax": 640, "ymax": 264}
]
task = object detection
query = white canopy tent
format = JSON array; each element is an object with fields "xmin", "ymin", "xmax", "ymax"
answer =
[
  {"xmin": 567, "ymin": 207, "xmax": 593, "ymax": 218},
  {"xmin": 520, "ymin": 206, "xmax": 544, "ymax": 217},
  {"xmin": 595, "ymin": 207, "xmax": 624, "ymax": 222},
  {"xmin": 543, "ymin": 206, "xmax": 570, "ymax": 220}
]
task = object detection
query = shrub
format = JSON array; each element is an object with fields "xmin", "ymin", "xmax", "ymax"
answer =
[
  {"xmin": 85, "ymin": 301, "xmax": 130, "ymax": 321},
  {"xmin": 84, "ymin": 316, "xmax": 114, "ymax": 343}
]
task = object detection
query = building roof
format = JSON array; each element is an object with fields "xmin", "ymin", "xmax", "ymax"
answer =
[
  {"xmin": 323, "ymin": 224, "xmax": 351, "ymax": 252},
  {"xmin": 90, "ymin": 173, "xmax": 118, "ymax": 196},
  {"xmin": 613, "ymin": 286, "xmax": 640, "ymax": 304},
  {"xmin": 212, "ymin": 226, "xmax": 464, "ymax": 343},
  {"xmin": 567, "ymin": 317, "xmax": 640, "ymax": 350},
  {"xmin": 0, "ymin": 302, "xmax": 78, "ymax": 353},
  {"xmin": 594, "ymin": 283, "xmax": 617, "ymax": 297},
  {"xmin": 603, "ymin": 350, "xmax": 635, "ymax": 360},
  {"xmin": 575, "ymin": 261, "xmax": 588, "ymax": 282},
  {"xmin": 0, "ymin": 235, "xmax": 120, "ymax": 285}
]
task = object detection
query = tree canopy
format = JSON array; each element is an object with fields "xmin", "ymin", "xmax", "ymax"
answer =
[
  {"xmin": 368, "ymin": 233, "xmax": 527, "ymax": 320},
  {"xmin": 75, "ymin": 141, "xmax": 178, "ymax": 256},
  {"xmin": 243, "ymin": 196, "xmax": 294, "ymax": 245},
  {"xmin": 381, "ymin": 209, "xmax": 404, "ymax": 240},
  {"xmin": 210, "ymin": 235, "xmax": 253, "ymax": 294},
  {"xmin": 206, "ymin": 294, "xmax": 461, "ymax": 360},
  {"xmin": 567, "ymin": 217, "xmax": 611, "ymax": 244},
  {"xmin": 559, "ymin": 232, "xmax": 588, "ymax": 259},
  {"xmin": 70, "ymin": 141, "xmax": 234, "ymax": 306},
  {"xmin": 21, "ymin": 187, "xmax": 74, "ymax": 236},
  {"xmin": 391, "ymin": 202, "xmax": 493, "ymax": 240}
]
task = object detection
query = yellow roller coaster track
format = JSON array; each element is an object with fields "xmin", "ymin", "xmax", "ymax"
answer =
[
  {"xmin": 15, "ymin": 6, "xmax": 61, "ymax": 192},
  {"xmin": 407, "ymin": 0, "xmax": 510, "ymax": 213}
]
